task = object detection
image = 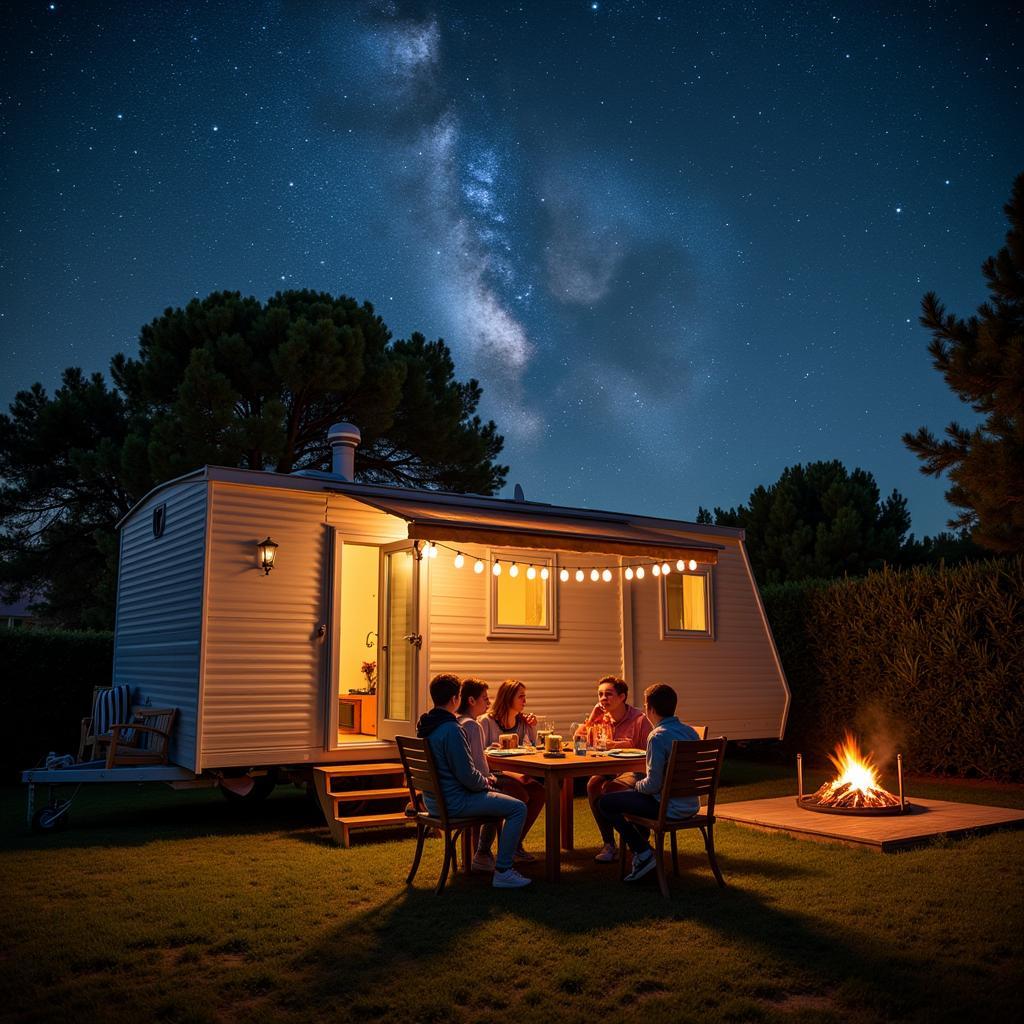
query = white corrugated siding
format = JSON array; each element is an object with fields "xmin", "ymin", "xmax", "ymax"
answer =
[
  {"xmin": 426, "ymin": 546, "xmax": 624, "ymax": 729},
  {"xmin": 325, "ymin": 495, "xmax": 408, "ymax": 543},
  {"xmin": 631, "ymin": 537, "xmax": 788, "ymax": 739},
  {"xmin": 113, "ymin": 480, "xmax": 207, "ymax": 769},
  {"xmin": 200, "ymin": 486, "xmax": 406, "ymax": 767}
]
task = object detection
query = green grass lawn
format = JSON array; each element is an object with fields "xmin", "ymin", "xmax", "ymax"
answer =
[{"xmin": 2, "ymin": 762, "xmax": 1022, "ymax": 1024}]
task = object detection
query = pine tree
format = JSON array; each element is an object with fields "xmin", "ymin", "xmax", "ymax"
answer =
[
  {"xmin": 903, "ymin": 172, "xmax": 1024, "ymax": 553},
  {"xmin": 1, "ymin": 290, "xmax": 508, "ymax": 627},
  {"xmin": 699, "ymin": 461, "xmax": 911, "ymax": 584}
]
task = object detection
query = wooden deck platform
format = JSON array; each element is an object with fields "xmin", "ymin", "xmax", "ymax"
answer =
[{"xmin": 715, "ymin": 796, "xmax": 1024, "ymax": 852}]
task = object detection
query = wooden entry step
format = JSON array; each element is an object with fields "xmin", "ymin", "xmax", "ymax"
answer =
[
  {"xmin": 312, "ymin": 763, "xmax": 413, "ymax": 848},
  {"xmin": 331, "ymin": 787, "xmax": 407, "ymax": 805},
  {"xmin": 335, "ymin": 812, "xmax": 413, "ymax": 847},
  {"xmin": 316, "ymin": 762, "xmax": 405, "ymax": 777}
]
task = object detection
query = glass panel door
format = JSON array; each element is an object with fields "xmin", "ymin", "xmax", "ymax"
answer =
[{"xmin": 377, "ymin": 543, "xmax": 420, "ymax": 741}]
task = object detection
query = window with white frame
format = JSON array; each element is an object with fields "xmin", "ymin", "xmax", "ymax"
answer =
[
  {"xmin": 662, "ymin": 566, "xmax": 714, "ymax": 639},
  {"xmin": 488, "ymin": 550, "xmax": 557, "ymax": 639}
]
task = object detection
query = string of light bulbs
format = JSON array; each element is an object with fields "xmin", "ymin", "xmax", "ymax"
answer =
[{"xmin": 415, "ymin": 539, "xmax": 702, "ymax": 582}]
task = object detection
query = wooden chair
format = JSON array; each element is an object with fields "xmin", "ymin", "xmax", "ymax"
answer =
[
  {"xmin": 618, "ymin": 736, "xmax": 727, "ymax": 897},
  {"xmin": 686, "ymin": 723, "xmax": 709, "ymax": 740},
  {"xmin": 79, "ymin": 684, "xmax": 134, "ymax": 762},
  {"xmin": 105, "ymin": 708, "xmax": 178, "ymax": 769},
  {"xmin": 395, "ymin": 735, "xmax": 499, "ymax": 895}
]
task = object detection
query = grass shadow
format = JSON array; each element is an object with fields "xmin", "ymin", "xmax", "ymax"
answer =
[{"xmin": 292, "ymin": 862, "xmax": 978, "ymax": 1022}]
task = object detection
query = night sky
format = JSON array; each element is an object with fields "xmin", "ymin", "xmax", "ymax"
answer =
[{"xmin": 2, "ymin": 1, "xmax": 1021, "ymax": 536}]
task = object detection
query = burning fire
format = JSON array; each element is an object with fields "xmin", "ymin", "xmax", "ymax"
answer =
[{"xmin": 806, "ymin": 733, "xmax": 900, "ymax": 809}]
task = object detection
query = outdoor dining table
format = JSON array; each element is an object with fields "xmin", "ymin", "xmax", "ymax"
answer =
[{"xmin": 486, "ymin": 748, "xmax": 647, "ymax": 882}]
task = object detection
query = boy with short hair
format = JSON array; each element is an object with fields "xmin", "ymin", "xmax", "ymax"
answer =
[
  {"xmin": 416, "ymin": 673, "xmax": 531, "ymax": 888},
  {"xmin": 597, "ymin": 682, "xmax": 701, "ymax": 882}
]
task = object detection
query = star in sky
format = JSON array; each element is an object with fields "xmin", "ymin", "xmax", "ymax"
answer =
[{"xmin": 1, "ymin": 1, "xmax": 1020, "ymax": 537}]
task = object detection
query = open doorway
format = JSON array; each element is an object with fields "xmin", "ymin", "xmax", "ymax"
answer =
[{"xmin": 336, "ymin": 543, "xmax": 380, "ymax": 745}]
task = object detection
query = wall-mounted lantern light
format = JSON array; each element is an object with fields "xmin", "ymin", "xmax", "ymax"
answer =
[{"xmin": 257, "ymin": 537, "xmax": 278, "ymax": 575}]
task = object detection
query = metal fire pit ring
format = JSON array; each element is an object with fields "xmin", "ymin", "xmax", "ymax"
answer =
[{"xmin": 796, "ymin": 795, "xmax": 915, "ymax": 816}]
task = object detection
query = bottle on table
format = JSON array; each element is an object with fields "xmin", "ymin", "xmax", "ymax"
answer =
[{"xmin": 571, "ymin": 720, "xmax": 587, "ymax": 756}]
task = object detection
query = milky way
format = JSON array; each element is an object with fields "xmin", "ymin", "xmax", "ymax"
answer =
[{"xmin": 2, "ymin": 1, "xmax": 1021, "ymax": 534}]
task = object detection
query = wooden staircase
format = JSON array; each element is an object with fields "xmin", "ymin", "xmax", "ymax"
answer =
[{"xmin": 312, "ymin": 763, "xmax": 414, "ymax": 847}]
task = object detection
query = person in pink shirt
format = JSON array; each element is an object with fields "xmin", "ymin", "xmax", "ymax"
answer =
[{"xmin": 583, "ymin": 676, "xmax": 653, "ymax": 862}]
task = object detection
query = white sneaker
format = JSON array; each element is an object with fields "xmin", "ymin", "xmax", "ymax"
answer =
[
  {"xmin": 594, "ymin": 842, "xmax": 617, "ymax": 863},
  {"xmin": 471, "ymin": 850, "xmax": 496, "ymax": 873},
  {"xmin": 492, "ymin": 867, "xmax": 532, "ymax": 888},
  {"xmin": 624, "ymin": 848, "xmax": 657, "ymax": 882}
]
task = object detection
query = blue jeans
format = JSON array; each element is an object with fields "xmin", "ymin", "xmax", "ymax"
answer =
[
  {"xmin": 598, "ymin": 790, "xmax": 661, "ymax": 853},
  {"xmin": 430, "ymin": 790, "xmax": 527, "ymax": 872}
]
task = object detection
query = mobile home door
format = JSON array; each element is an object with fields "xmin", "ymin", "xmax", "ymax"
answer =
[{"xmin": 376, "ymin": 542, "xmax": 422, "ymax": 742}]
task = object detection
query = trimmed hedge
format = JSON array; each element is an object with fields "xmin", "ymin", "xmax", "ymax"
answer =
[
  {"xmin": 0, "ymin": 628, "xmax": 114, "ymax": 782},
  {"xmin": 762, "ymin": 557, "xmax": 1024, "ymax": 781}
]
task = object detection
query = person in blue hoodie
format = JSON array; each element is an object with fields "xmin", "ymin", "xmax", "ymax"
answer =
[
  {"xmin": 416, "ymin": 673, "xmax": 531, "ymax": 889},
  {"xmin": 598, "ymin": 682, "xmax": 701, "ymax": 882}
]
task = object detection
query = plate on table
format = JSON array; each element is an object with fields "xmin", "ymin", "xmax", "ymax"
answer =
[
  {"xmin": 607, "ymin": 748, "xmax": 646, "ymax": 758},
  {"xmin": 489, "ymin": 748, "xmax": 535, "ymax": 757}
]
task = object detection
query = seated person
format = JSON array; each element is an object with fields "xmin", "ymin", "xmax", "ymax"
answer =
[
  {"xmin": 582, "ymin": 676, "xmax": 653, "ymax": 863},
  {"xmin": 416, "ymin": 673, "xmax": 530, "ymax": 888},
  {"xmin": 479, "ymin": 678, "xmax": 538, "ymax": 747},
  {"xmin": 597, "ymin": 682, "xmax": 701, "ymax": 883},
  {"xmin": 457, "ymin": 677, "xmax": 502, "ymax": 872},
  {"xmin": 477, "ymin": 679, "xmax": 545, "ymax": 862}
]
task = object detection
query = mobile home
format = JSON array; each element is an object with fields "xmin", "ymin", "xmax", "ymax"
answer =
[{"xmin": 28, "ymin": 424, "xmax": 790, "ymax": 836}]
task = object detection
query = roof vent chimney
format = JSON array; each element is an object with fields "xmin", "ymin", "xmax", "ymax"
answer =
[{"xmin": 328, "ymin": 422, "xmax": 361, "ymax": 481}]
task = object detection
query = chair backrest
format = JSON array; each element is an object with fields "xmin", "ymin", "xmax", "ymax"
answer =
[
  {"xmin": 685, "ymin": 723, "xmax": 709, "ymax": 740},
  {"xmin": 395, "ymin": 735, "xmax": 450, "ymax": 825},
  {"xmin": 92, "ymin": 684, "xmax": 133, "ymax": 736},
  {"xmin": 659, "ymin": 737, "xmax": 727, "ymax": 825},
  {"xmin": 135, "ymin": 708, "xmax": 177, "ymax": 751}
]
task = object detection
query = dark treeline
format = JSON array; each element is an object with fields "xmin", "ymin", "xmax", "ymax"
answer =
[{"xmin": 0, "ymin": 290, "xmax": 507, "ymax": 628}]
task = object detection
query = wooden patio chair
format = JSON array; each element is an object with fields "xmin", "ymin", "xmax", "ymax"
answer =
[
  {"xmin": 685, "ymin": 723, "xmax": 709, "ymax": 740},
  {"xmin": 105, "ymin": 708, "xmax": 178, "ymax": 769},
  {"xmin": 395, "ymin": 735, "xmax": 498, "ymax": 895},
  {"xmin": 79, "ymin": 684, "xmax": 133, "ymax": 762},
  {"xmin": 618, "ymin": 736, "xmax": 727, "ymax": 897}
]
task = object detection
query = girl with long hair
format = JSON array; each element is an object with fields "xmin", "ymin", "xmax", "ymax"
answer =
[{"xmin": 478, "ymin": 679, "xmax": 545, "ymax": 861}]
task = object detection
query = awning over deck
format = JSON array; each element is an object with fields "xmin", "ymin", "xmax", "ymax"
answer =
[{"xmin": 346, "ymin": 494, "xmax": 723, "ymax": 563}]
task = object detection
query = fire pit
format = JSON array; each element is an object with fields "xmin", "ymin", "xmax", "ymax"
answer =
[{"xmin": 797, "ymin": 733, "xmax": 913, "ymax": 816}]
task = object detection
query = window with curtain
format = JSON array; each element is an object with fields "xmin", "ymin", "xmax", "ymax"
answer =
[
  {"xmin": 488, "ymin": 551, "xmax": 557, "ymax": 638},
  {"xmin": 662, "ymin": 567, "xmax": 714, "ymax": 638}
]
